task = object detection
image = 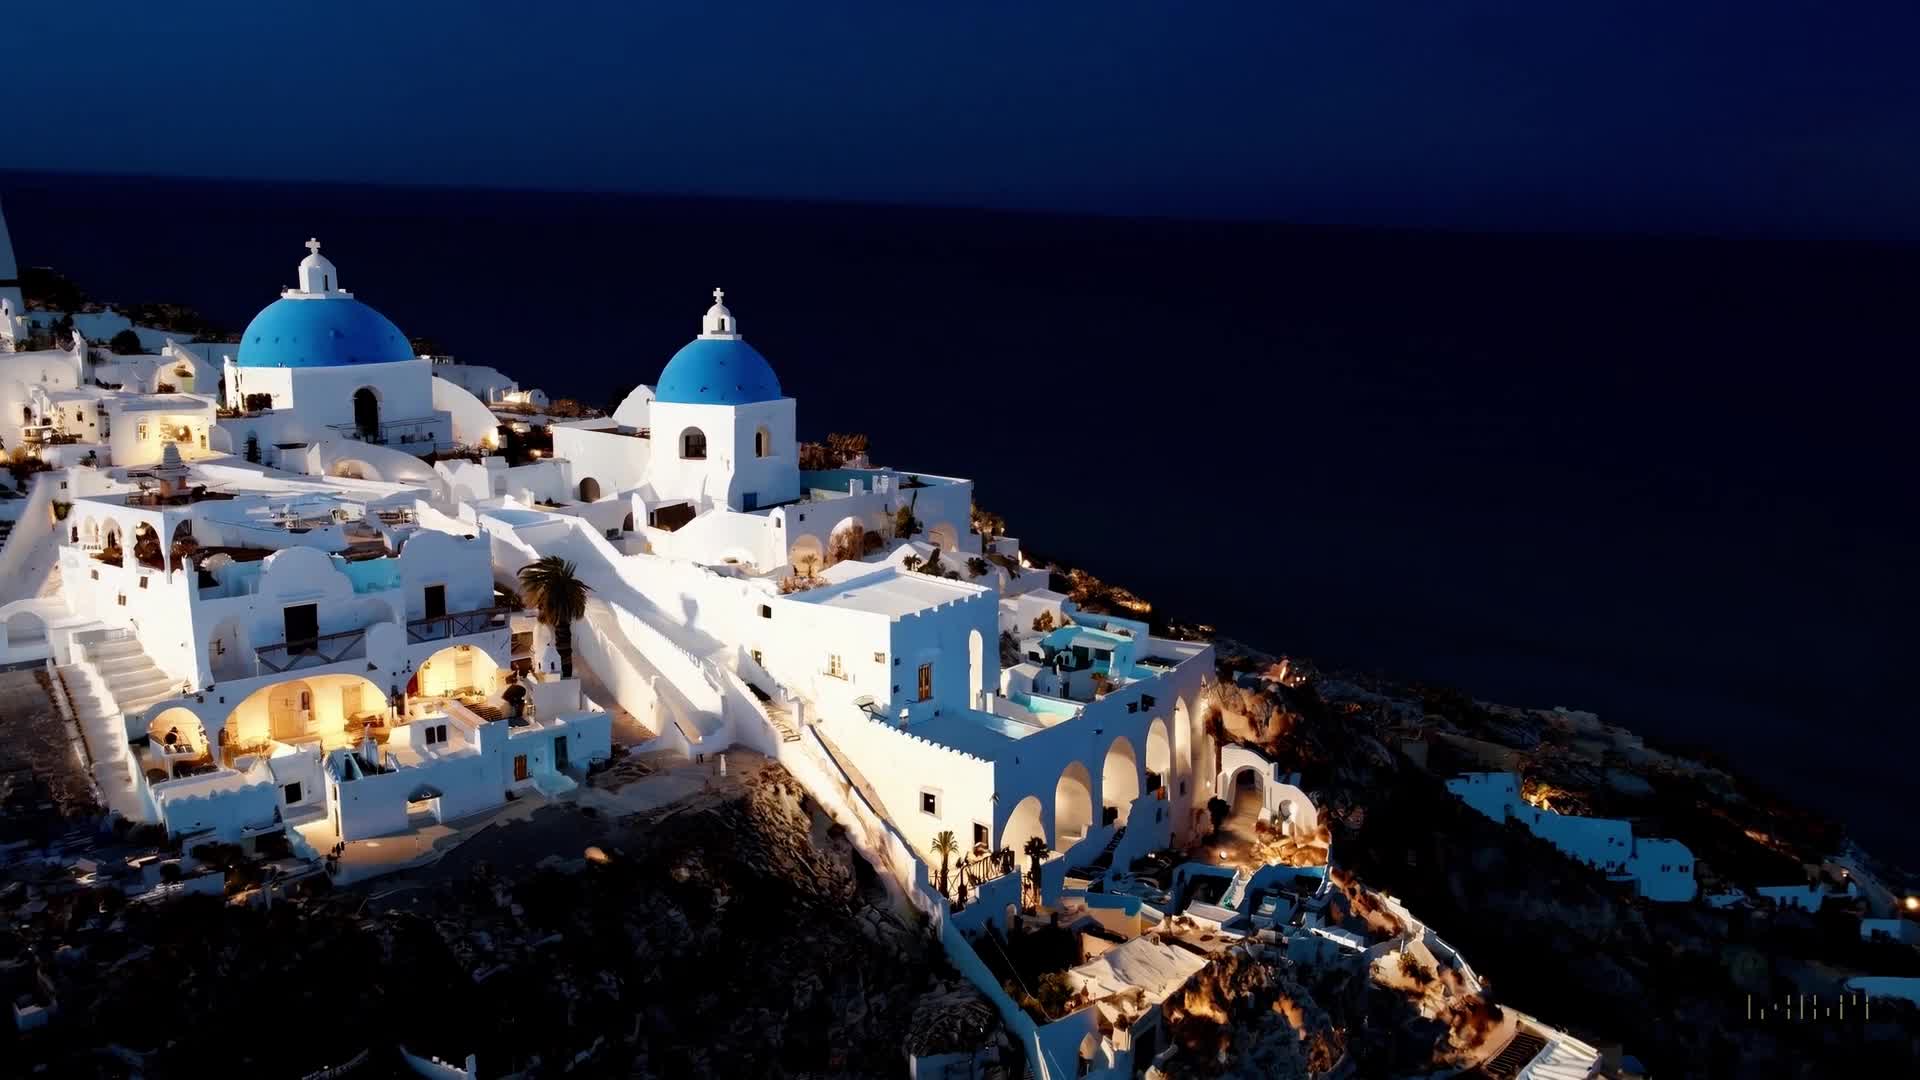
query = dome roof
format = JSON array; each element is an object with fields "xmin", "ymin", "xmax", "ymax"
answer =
[
  {"xmin": 654, "ymin": 336, "xmax": 783, "ymax": 405},
  {"xmin": 236, "ymin": 296, "xmax": 413, "ymax": 369}
]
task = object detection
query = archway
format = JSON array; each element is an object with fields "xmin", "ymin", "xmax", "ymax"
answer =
[
  {"xmin": 754, "ymin": 425, "xmax": 771, "ymax": 458},
  {"xmin": 353, "ymin": 387, "xmax": 380, "ymax": 440},
  {"xmin": 1145, "ymin": 717, "xmax": 1171, "ymax": 793},
  {"xmin": 80, "ymin": 516, "xmax": 99, "ymax": 547},
  {"xmin": 578, "ymin": 476, "xmax": 602, "ymax": 502},
  {"xmin": 416, "ymin": 643, "xmax": 502, "ymax": 699},
  {"xmin": 827, "ymin": 516, "xmax": 865, "ymax": 566},
  {"xmin": 1001, "ymin": 794, "xmax": 1047, "ymax": 856},
  {"xmin": 679, "ymin": 427, "xmax": 707, "ymax": 460},
  {"xmin": 621, "ymin": 511, "xmax": 635, "ymax": 532},
  {"xmin": 131, "ymin": 522, "xmax": 163, "ymax": 570},
  {"xmin": 1055, "ymin": 762, "xmax": 1094, "ymax": 847},
  {"xmin": 968, "ymin": 628, "xmax": 984, "ymax": 709},
  {"xmin": 171, "ymin": 520, "xmax": 197, "ymax": 570},
  {"xmin": 226, "ymin": 674, "xmax": 388, "ymax": 756},
  {"xmin": 147, "ymin": 705, "xmax": 209, "ymax": 765},
  {"xmin": 787, "ymin": 535, "xmax": 824, "ymax": 577},
  {"xmin": 927, "ymin": 522, "xmax": 959, "ymax": 550},
  {"xmin": 1101, "ymin": 735, "xmax": 1140, "ymax": 826}
]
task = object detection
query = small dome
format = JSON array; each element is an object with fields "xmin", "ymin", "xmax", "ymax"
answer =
[
  {"xmin": 654, "ymin": 337, "xmax": 782, "ymax": 405},
  {"xmin": 236, "ymin": 296, "xmax": 413, "ymax": 368}
]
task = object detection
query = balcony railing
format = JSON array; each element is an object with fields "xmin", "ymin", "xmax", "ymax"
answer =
[
  {"xmin": 327, "ymin": 416, "xmax": 440, "ymax": 447},
  {"xmin": 406, "ymin": 605, "xmax": 513, "ymax": 644},
  {"xmin": 255, "ymin": 627, "xmax": 368, "ymax": 674}
]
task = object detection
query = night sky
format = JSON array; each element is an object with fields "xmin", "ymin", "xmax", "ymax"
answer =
[{"xmin": 11, "ymin": 3, "xmax": 1920, "ymax": 241}]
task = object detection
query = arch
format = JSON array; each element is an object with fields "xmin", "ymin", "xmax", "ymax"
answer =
[
  {"xmin": 968, "ymin": 628, "xmax": 984, "ymax": 709},
  {"xmin": 1055, "ymin": 762, "xmax": 1094, "ymax": 846},
  {"xmin": 131, "ymin": 522, "xmax": 163, "ymax": 570},
  {"xmin": 787, "ymin": 534, "xmax": 824, "ymax": 577},
  {"xmin": 754, "ymin": 424, "xmax": 771, "ymax": 458},
  {"xmin": 577, "ymin": 476, "xmax": 602, "ymax": 502},
  {"xmin": 100, "ymin": 520, "xmax": 123, "ymax": 558},
  {"xmin": 1145, "ymin": 716, "xmax": 1171, "ymax": 792},
  {"xmin": 224, "ymin": 673, "xmax": 388, "ymax": 757},
  {"xmin": 416, "ymin": 643, "xmax": 502, "ymax": 699},
  {"xmin": 826, "ymin": 516, "xmax": 866, "ymax": 566},
  {"xmin": 353, "ymin": 386, "xmax": 381, "ymax": 440},
  {"xmin": 621, "ymin": 511, "xmax": 635, "ymax": 532},
  {"xmin": 927, "ymin": 522, "xmax": 959, "ymax": 551},
  {"xmin": 1001, "ymin": 794, "xmax": 1047, "ymax": 856},
  {"xmin": 147, "ymin": 705, "xmax": 209, "ymax": 763},
  {"xmin": 80, "ymin": 516, "xmax": 99, "ymax": 546},
  {"xmin": 679, "ymin": 426, "xmax": 708, "ymax": 460},
  {"xmin": 1101, "ymin": 735, "xmax": 1140, "ymax": 826},
  {"xmin": 4, "ymin": 609, "xmax": 47, "ymax": 646}
]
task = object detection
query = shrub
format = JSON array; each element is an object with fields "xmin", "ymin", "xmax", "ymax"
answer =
[
  {"xmin": 966, "ymin": 556, "xmax": 989, "ymax": 578},
  {"xmin": 108, "ymin": 328, "xmax": 143, "ymax": 354}
]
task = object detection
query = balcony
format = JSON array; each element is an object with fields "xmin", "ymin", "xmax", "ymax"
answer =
[
  {"xmin": 254, "ymin": 627, "xmax": 369, "ymax": 674},
  {"xmin": 406, "ymin": 605, "xmax": 513, "ymax": 645},
  {"xmin": 327, "ymin": 416, "xmax": 440, "ymax": 447}
]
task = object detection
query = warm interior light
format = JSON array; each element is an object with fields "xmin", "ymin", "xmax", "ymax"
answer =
[{"xmin": 1905, "ymin": 896, "xmax": 1919, "ymax": 912}]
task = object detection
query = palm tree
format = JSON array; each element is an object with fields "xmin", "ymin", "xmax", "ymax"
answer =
[
  {"xmin": 518, "ymin": 556, "xmax": 591, "ymax": 678},
  {"xmin": 1023, "ymin": 835, "xmax": 1050, "ymax": 910},
  {"xmin": 931, "ymin": 830, "xmax": 959, "ymax": 898}
]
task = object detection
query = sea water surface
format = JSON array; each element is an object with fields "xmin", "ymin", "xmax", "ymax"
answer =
[{"xmin": 4, "ymin": 172, "xmax": 1915, "ymax": 865}]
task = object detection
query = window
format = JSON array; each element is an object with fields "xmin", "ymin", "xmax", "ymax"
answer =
[
  {"xmin": 284, "ymin": 782, "xmax": 303, "ymax": 804},
  {"xmin": 680, "ymin": 427, "xmax": 707, "ymax": 460},
  {"xmin": 755, "ymin": 426, "xmax": 771, "ymax": 458},
  {"xmin": 827, "ymin": 654, "xmax": 845, "ymax": 679},
  {"xmin": 973, "ymin": 822, "xmax": 988, "ymax": 847},
  {"xmin": 741, "ymin": 492, "xmax": 757, "ymax": 511},
  {"xmin": 759, "ymin": 604, "xmax": 772, "ymax": 619},
  {"xmin": 750, "ymin": 649, "xmax": 763, "ymax": 666},
  {"xmin": 136, "ymin": 421, "xmax": 148, "ymax": 441},
  {"xmin": 873, "ymin": 652, "xmax": 885, "ymax": 664},
  {"xmin": 298, "ymin": 690, "xmax": 311, "ymax": 711},
  {"xmin": 920, "ymin": 790, "xmax": 939, "ymax": 816},
  {"xmin": 917, "ymin": 663, "xmax": 932, "ymax": 702}
]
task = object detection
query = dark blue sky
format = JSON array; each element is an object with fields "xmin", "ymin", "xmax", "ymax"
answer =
[{"xmin": 12, "ymin": 3, "xmax": 1919, "ymax": 239}]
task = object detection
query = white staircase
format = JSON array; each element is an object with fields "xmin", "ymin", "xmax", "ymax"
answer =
[
  {"xmin": 86, "ymin": 636, "xmax": 175, "ymax": 715},
  {"xmin": 58, "ymin": 634, "xmax": 176, "ymax": 824}
]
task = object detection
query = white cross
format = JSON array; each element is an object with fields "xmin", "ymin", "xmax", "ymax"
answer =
[
  {"xmin": 712, "ymin": 287, "xmax": 725, "ymax": 305},
  {"xmin": 306, "ymin": 238, "xmax": 322, "ymax": 255}
]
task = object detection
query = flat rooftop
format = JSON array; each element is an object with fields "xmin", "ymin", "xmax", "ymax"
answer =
[
  {"xmin": 902, "ymin": 707, "xmax": 1044, "ymax": 759},
  {"xmin": 789, "ymin": 566, "xmax": 980, "ymax": 618}
]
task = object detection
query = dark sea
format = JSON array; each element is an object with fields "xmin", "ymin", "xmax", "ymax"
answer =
[{"xmin": 5, "ymin": 171, "xmax": 1915, "ymax": 866}]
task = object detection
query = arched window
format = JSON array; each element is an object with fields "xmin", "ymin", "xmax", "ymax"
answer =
[
  {"xmin": 755, "ymin": 426, "xmax": 771, "ymax": 458},
  {"xmin": 680, "ymin": 428, "xmax": 707, "ymax": 460},
  {"xmin": 578, "ymin": 477, "xmax": 601, "ymax": 502}
]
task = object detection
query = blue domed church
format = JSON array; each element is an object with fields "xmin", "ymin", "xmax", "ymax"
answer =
[
  {"xmin": 218, "ymin": 240, "xmax": 450, "ymax": 469},
  {"xmin": 600, "ymin": 289, "xmax": 799, "ymax": 514}
]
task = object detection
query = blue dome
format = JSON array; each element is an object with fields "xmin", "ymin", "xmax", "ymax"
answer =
[
  {"xmin": 235, "ymin": 296, "xmax": 413, "ymax": 368},
  {"xmin": 654, "ymin": 337, "xmax": 783, "ymax": 405}
]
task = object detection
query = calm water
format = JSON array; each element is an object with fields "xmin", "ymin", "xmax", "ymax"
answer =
[{"xmin": 5, "ymin": 172, "xmax": 1915, "ymax": 865}]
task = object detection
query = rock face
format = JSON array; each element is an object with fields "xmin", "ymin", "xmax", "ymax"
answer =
[{"xmin": 2, "ymin": 761, "xmax": 1002, "ymax": 1078}]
